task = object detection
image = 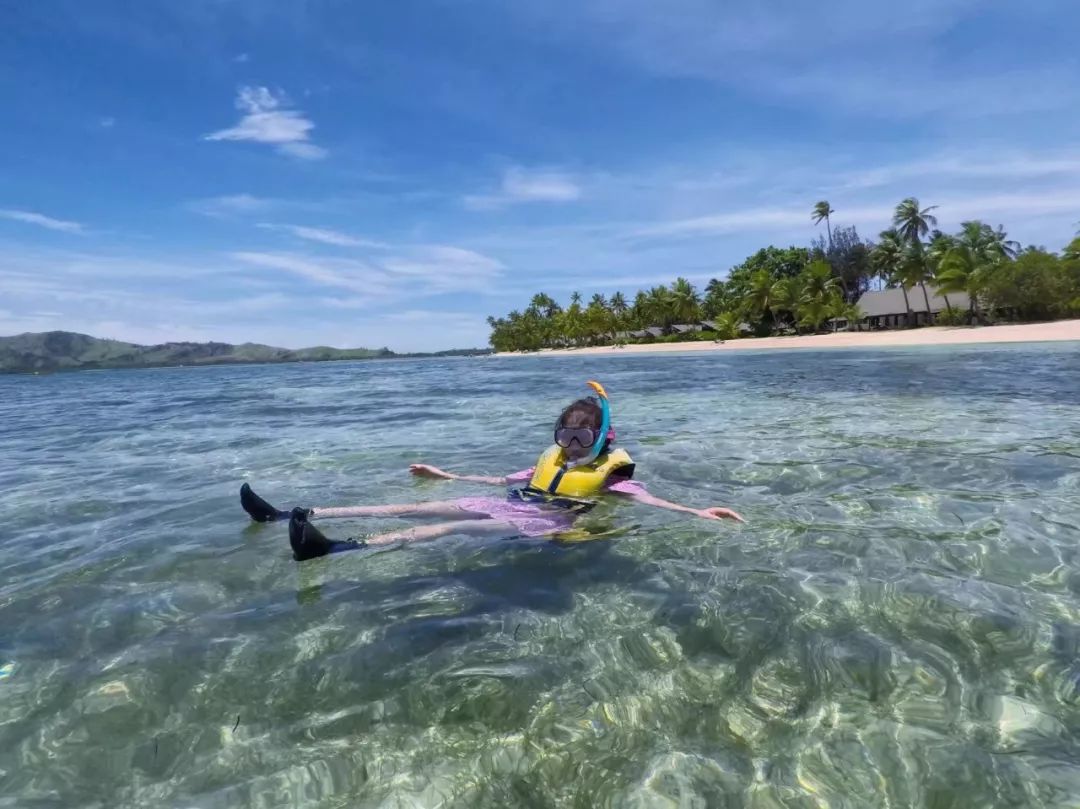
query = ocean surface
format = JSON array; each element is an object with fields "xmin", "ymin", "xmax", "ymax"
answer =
[{"xmin": 2, "ymin": 345, "xmax": 1080, "ymax": 808}]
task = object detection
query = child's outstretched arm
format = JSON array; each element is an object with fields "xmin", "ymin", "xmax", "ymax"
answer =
[
  {"xmin": 620, "ymin": 488, "xmax": 745, "ymax": 523},
  {"xmin": 408, "ymin": 464, "xmax": 508, "ymax": 486}
]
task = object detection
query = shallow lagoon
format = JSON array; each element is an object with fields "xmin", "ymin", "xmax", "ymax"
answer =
[{"xmin": 2, "ymin": 344, "xmax": 1080, "ymax": 807}]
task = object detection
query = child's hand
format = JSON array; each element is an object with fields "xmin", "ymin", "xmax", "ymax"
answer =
[
  {"xmin": 696, "ymin": 506, "xmax": 745, "ymax": 523},
  {"xmin": 409, "ymin": 464, "xmax": 455, "ymax": 480}
]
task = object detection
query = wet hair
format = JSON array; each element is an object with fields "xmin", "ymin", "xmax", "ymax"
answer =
[{"xmin": 557, "ymin": 398, "xmax": 604, "ymax": 430}]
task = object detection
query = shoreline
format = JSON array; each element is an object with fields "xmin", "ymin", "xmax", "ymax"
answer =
[{"xmin": 495, "ymin": 319, "xmax": 1080, "ymax": 358}]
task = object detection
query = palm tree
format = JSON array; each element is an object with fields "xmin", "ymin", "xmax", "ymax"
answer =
[
  {"xmin": 801, "ymin": 260, "xmax": 841, "ymax": 303},
  {"xmin": 795, "ymin": 262, "xmax": 841, "ymax": 333},
  {"xmin": 797, "ymin": 297, "xmax": 832, "ymax": 332},
  {"xmin": 669, "ymin": 277, "xmax": 702, "ymax": 324},
  {"xmin": 712, "ymin": 311, "xmax": 741, "ymax": 340},
  {"xmin": 926, "ymin": 232, "xmax": 958, "ymax": 312},
  {"xmin": 704, "ymin": 278, "xmax": 732, "ymax": 318},
  {"xmin": 631, "ymin": 290, "xmax": 650, "ymax": 329},
  {"xmin": 936, "ymin": 248, "xmax": 985, "ymax": 325},
  {"xmin": 903, "ymin": 248, "xmax": 934, "ymax": 316},
  {"xmin": 1065, "ymin": 236, "xmax": 1080, "ymax": 264},
  {"xmin": 608, "ymin": 291, "xmax": 628, "ymax": 338},
  {"xmin": 646, "ymin": 285, "xmax": 675, "ymax": 331},
  {"xmin": 893, "ymin": 197, "xmax": 939, "ymax": 245},
  {"xmin": 742, "ymin": 269, "xmax": 774, "ymax": 322},
  {"xmin": 560, "ymin": 298, "xmax": 584, "ymax": 346},
  {"xmin": 827, "ymin": 294, "xmax": 862, "ymax": 332},
  {"xmin": 609, "ymin": 291, "xmax": 628, "ymax": 320},
  {"xmin": 487, "ymin": 315, "xmax": 509, "ymax": 352},
  {"xmin": 958, "ymin": 220, "xmax": 1018, "ymax": 262},
  {"xmin": 987, "ymin": 224, "xmax": 1019, "ymax": 260},
  {"xmin": 812, "ymin": 200, "xmax": 835, "ymax": 247},
  {"xmin": 526, "ymin": 292, "xmax": 562, "ymax": 346},
  {"xmin": 585, "ymin": 294, "xmax": 613, "ymax": 344},
  {"xmin": 872, "ymin": 229, "xmax": 913, "ymax": 327},
  {"xmin": 530, "ymin": 292, "xmax": 561, "ymax": 319},
  {"xmin": 893, "ymin": 198, "xmax": 939, "ymax": 315},
  {"xmin": 769, "ymin": 276, "xmax": 803, "ymax": 333},
  {"xmin": 936, "ymin": 221, "xmax": 1018, "ymax": 325}
]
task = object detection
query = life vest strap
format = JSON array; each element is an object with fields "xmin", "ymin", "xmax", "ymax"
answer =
[{"xmin": 508, "ymin": 487, "xmax": 596, "ymax": 514}]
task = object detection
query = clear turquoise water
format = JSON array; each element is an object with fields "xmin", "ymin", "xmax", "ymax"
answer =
[{"xmin": 2, "ymin": 345, "xmax": 1080, "ymax": 808}]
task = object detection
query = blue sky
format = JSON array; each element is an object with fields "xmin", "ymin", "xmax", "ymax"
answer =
[{"xmin": 2, "ymin": 0, "xmax": 1079, "ymax": 351}]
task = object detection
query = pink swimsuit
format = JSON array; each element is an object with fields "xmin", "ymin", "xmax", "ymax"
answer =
[{"xmin": 454, "ymin": 468, "xmax": 647, "ymax": 537}]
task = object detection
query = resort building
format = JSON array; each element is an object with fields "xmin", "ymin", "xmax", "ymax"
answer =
[{"xmin": 848, "ymin": 285, "xmax": 972, "ymax": 330}]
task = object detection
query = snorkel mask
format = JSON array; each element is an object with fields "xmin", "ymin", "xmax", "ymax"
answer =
[{"xmin": 559, "ymin": 380, "xmax": 613, "ymax": 469}]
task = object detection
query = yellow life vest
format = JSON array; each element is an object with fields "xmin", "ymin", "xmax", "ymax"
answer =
[{"xmin": 526, "ymin": 445, "xmax": 635, "ymax": 499}]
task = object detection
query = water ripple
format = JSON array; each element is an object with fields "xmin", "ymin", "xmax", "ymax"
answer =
[{"xmin": 2, "ymin": 346, "xmax": 1080, "ymax": 806}]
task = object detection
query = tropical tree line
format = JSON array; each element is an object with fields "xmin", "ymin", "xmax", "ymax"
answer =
[{"xmin": 487, "ymin": 198, "xmax": 1080, "ymax": 352}]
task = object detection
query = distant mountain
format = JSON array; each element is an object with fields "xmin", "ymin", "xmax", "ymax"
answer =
[{"xmin": 0, "ymin": 331, "xmax": 488, "ymax": 374}]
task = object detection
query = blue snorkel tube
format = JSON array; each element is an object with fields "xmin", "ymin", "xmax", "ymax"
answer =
[{"xmin": 566, "ymin": 380, "xmax": 611, "ymax": 469}]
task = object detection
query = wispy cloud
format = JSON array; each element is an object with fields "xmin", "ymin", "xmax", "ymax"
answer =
[
  {"xmin": 833, "ymin": 152, "xmax": 1080, "ymax": 192},
  {"xmin": 464, "ymin": 166, "xmax": 582, "ymax": 210},
  {"xmin": 0, "ymin": 255, "xmax": 490, "ymax": 350},
  {"xmin": 629, "ymin": 189, "xmax": 1080, "ymax": 246},
  {"xmin": 382, "ymin": 245, "xmax": 504, "ymax": 291},
  {"xmin": 230, "ymin": 252, "xmax": 383, "ymax": 296},
  {"xmin": 630, "ymin": 204, "xmax": 894, "ymax": 240},
  {"xmin": 257, "ymin": 223, "xmax": 389, "ymax": 248},
  {"xmin": 0, "ymin": 209, "xmax": 85, "ymax": 234},
  {"xmin": 204, "ymin": 86, "xmax": 327, "ymax": 160},
  {"xmin": 499, "ymin": 0, "xmax": 1077, "ymax": 120},
  {"xmin": 232, "ymin": 243, "xmax": 504, "ymax": 298},
  {"xmin": 188, "ymin": 193, "xmax": 277, "ymax": 218},
  {"xmin": 98, "ymin": 116, "xmax": 116, "ymax": 129}
]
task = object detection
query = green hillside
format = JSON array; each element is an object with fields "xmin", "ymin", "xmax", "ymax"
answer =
[{"xmin": 0, "ymin": 331, "xmax": 394, "ymax": 373}]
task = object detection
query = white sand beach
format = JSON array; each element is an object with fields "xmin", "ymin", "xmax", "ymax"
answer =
[{"xmin": 497, "ymin": 319, "xmax": 1080, "ymax": 357}]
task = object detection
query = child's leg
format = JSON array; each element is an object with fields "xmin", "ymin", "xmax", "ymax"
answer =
[
  {"xmin": 240, "ymin": 484, "xmax": 484, "ymax": 524},
  {"xmin": 311, "ymin": 500, "xmax": 485, "ymax": 521},
  {"xmin": 364, "ymin": 519, "xmax": 519, "ymax": 547},
  {"xmin": 289, "ymin": 510, "xmax": 518, "ymax": 561}
]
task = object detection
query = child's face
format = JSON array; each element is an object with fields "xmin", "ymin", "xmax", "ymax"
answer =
[
  {"xmin": 563, "ymin": 440, "xmax": 593, "ymax": 463},
  {"xmin": 557, "ymin": 411, "xmax": 602, "ymax": 462}
]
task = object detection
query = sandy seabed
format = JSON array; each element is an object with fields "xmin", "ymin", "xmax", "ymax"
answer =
[{"xmin": 496, "ymin": 319, "xmax": 1080, "ymax": 358}]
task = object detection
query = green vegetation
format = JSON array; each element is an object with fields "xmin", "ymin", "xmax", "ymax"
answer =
[
  {"xmin": 0, "ymin": 331, "xmax": 489, "ymax": 374},
  {"xmin": 487, "ymin": 199, "xmax": 1080, "ymax": 352}
]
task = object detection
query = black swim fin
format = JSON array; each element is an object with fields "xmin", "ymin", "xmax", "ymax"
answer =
[
  {"xmin": 288, "ymin": 507, "xmax": 365, "ymax": 561},
  {"xmin": 240, "ymin": 483, "xmax": 290, "ymax": 523}
]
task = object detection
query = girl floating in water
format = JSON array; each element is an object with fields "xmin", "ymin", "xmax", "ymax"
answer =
[{"xmin": 240, "ymin": 381, "xmax": 743, "ymax": 560}]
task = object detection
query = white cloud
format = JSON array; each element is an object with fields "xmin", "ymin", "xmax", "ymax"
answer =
[
  {"xmin": 630, "ymin": 190, "xmax": 1080, "ymax": 246},
  {"xmin": 834, "ymin": 152, "xmax": 1080, "ymax": 192},
  {"xmin": 0, "ymin": 209, "xmax": 85, "ymax": 234},
  {"xmin": 0, "ymin": 292, "xmax": 488, "ymax": 352},
  {"xmin": 258, "ymin": 223, "xmax": 389, "ymax": 248},
  {"xmin": 464, "ymin": 167, "xmax": 582, "ymax": 210},
  {"xmin": 204, "ymin": 86, "xmax": 327, "ymax": 160},
  {"xmin": 937, "ymin": 189, "xmax": 1080, "ymax": 223},
  {"xmin": 188, "ymin": 193, "xmax": 276, "ymax": 218},
  {"xmin": 630, "ymin": 204, "xmax": 894, "ymax": 239},
  {"xmin": 381, "ymin": 245, "xmax": 504, "ymax": 291},
  {"xmin": 277, "ymin": 142, "xmax": 327, "ymax": 160},
  {"xmin": 499, "ymin": 0, "xmax": 1078, "ymax": 120},
  {"xmin": 502, "ymin": 167, "xmax": 581, "ymax": 202},
  {"xmin": 230, "ymin": 251, "xmax": 385, "ymax": 296},
  {"xmin": 0, "ymin": 243, "xmax": 494, "ymax": 351},
  {"xmin": 232, "ymin": 243, "xmax": 504, "ymax": 297},
  {"xmin": 99, "ymin": 117, "xmax": 116, "ymax": 128}
]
